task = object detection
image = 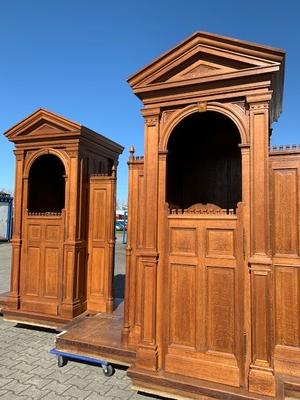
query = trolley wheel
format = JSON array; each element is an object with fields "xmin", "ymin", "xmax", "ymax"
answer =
[
  {"xmin": 57, "ymin": 355, "xmax": 67, "ymax": 368},
  {"xmin": 102, "ymin": 364, "xmax": 115, "ymax": 377}
]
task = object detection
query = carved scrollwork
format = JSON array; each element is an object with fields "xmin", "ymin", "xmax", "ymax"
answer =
[
  {"xmin": 162, "ymin": 110, "xmax": 176, "ymax": 124},
  {"xmin": 145, "ymin": 116, "xmax": 159, "ymax": 127},
  {"xmin": 169, "ymin": 203, "xmax": 235, "ymax": 215},
  {"xmin": 27, "ymin": 211, "xmax": 62, "ymax": 217},
  {"xmin": 249, "ymin": 103, "xmax": 269, "ymax": 111}
]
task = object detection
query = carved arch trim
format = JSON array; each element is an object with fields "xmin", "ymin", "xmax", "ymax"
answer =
[
  {"xmin": 23, "ymin": 148, "xmax": 69, "ymax": 179},
  {"xmin": 160, "ymin": 102, "xmax": 248, "ymax": 151}
]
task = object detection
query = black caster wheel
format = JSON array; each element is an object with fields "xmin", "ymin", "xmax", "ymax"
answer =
[
  {"xmin": 102, "ymin": 364, "xmax": 115, "ymax": 377},
  {"xmin": 57, "ymin": 355, "xmax": 67, "ymax": 368}
]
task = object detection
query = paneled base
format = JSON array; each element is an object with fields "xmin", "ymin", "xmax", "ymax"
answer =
[
  {"xmin": 275, "ymin": 345, "xmax": 300, "ymax": 378},
  {"xmin": 165, "ymin": 353, "xmax": 240, "ymax": 387},
  {"xmin": 0, "ymin": 292, "xmax": 19, "ymax": 311},
  {"xmin": 87, "ymin": 297, "xmax": 113, "ymax": 313},
  {"xmin": 2, "ymin": 309, "xmax": 70, "ymax": 329},
  {"xmin": 128, "ymin": 368, "xmax": 277, "ymax": 400}
]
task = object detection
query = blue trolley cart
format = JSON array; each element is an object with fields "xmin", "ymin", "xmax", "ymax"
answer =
[{"xmin": 49, "ymin": 348, "xmax": 115, "ymax": 377}]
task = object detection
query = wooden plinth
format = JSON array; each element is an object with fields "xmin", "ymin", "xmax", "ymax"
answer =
[
  {"xmin": 55, "ymin": 301, "xmax": 136, "ymax": 366},
  {"xmin": 2, "ymin": 309, "xmax": 71, "ymax": 329},
  {"xmin": 128, "ymin": 368, "xmax": 279, "ymax": 400}
]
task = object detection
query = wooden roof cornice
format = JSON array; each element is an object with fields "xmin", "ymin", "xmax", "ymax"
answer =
[
  {"xmin": 128, "ymin": 31, "xmax": 285, "ymax": 121},
  {"xmin": 4, "ymin": 108, "xmax": 124, "ymax": 155}
]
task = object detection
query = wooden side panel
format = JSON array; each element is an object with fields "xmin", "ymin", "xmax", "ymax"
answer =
[
  {"xmin": 87, "ymin": 175, "xmax": 116, "ymax": 313},
  {"xmin": 272, "ymin": 168, "xmax": 298, "ymax": 256},
  {"xmin": 270, "ymin": 156, "xmax": 300, "ymax": 379},
  {"xmin": 275, "ymin": 266, "xmax": 299, "ymax": 346},
  {"xmin": 91, "ymin": 189, "xmax": 106, "ymax": 241}
]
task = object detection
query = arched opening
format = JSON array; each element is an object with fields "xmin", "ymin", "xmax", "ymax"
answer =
[
  {"xmin": 27, "ymin": 154, "xmax": 65, "ymax": 213},
  {"xmin": 166, "ymin": 111, "xmax": 242, "ymax": 210}
]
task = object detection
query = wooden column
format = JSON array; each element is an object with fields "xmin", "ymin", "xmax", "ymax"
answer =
[
  {"xmin": 135, "ymin": 108, "xmax": 160, "ymax": 371},
  {"xmin": 123, "ymin": 147, "xmax": 135, "ymax": 344},
  {"xmin": 156, "ymin": 150, "xmax": 168, "ymax": 370},
  {"xmin": 247, "ymin": 93, "xmax": 275, "ymax": 397},
  {"xmin": 240, "ymin": 144, "xmax": 251, "ymax": 386},
  {"xmin": 7, "ymin": 149, "xmax": 24, "ymax": 309},
  {"xmin": 61, "ymin": 148, "xmax": 80, "ymax": 318}
]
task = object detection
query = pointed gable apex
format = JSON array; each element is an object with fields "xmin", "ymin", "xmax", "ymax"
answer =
[
  {"xmin": 128, "ymin": 31, "xmax": 285, "ymax": 91},
  {"xmin": 4, "ymin": 108, "xmax": 81, "ymax": 142}
]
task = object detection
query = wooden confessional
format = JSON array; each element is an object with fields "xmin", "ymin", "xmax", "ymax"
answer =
[
  {"xmin": 0, "ymin": 108, "xmax": 123, "ymax": 327},
  {"xmin": 123, "ymin": 32, "xmax": 300, "ymax": 399}
]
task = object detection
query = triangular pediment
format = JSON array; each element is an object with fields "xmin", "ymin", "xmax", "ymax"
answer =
[
  {"xmin": 128, "ymin": 31, "xmax": 285, "ymax": 91},
  {"xmin": 4, "ymin": 108, "xmax": 81, "ymax": 142},
  {"xmin": 155, "ymin": 53, "xmax": 254, "ymax": 84}
]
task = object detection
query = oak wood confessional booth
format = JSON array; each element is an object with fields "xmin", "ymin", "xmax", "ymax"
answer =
[
  {"xmin": 0, "ymin": 108, "xmax": 123, "ymax": 327},
  {"xmin": 123, "ymin": 32, "xmax": 300, "ymax": 400},
  {"xmin": 52, "ymin": 32, "xmax": 299, "ymax": 400}
]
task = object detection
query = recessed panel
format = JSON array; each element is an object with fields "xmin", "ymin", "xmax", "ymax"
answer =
[
  {"xmin": 273, "ymin": 169, "xmax": 298, "ymax": 256},
  {"xmin": 28, "ymin": 225, "xmax": 41, "ymax": 241},
  {"xmin": 169, "ymin": 264, "xmax": 196, "ymax": 348},
  {"xmin": 89, "ymin": 247, "xmax": 105, "ymax": 296},
  {"xmin": 44, "ymin": 247, "xmax": 59, "ymax": 298},
  {"xmin": 45, "ymin": 225, "xmax": 60, "ymax": 242},
  {"xmin": 275, "ymin": 266, "xmax": 299, "ymax": 346},
  {"xmin": 207, "ymin": 267, "xmax": 235, "ymax": 353},
  {"xmin": 206, "ymin": 228, "xmax": 234, "ymax": 258},
  {"xmin": 170, "ymin": 228, "xmax": 197, "ymax": 256},
  {"xmin": 24, "ymin": 247, "xmax": 40, "ymax": 296},
  {"xmin": 92, "ymin": 189, "xmax": 107, "ymax": 241}
]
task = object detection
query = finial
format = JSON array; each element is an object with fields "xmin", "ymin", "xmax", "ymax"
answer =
[
  {"xmin": 112, "ymin": 164, "xmax": 116, "ymax": 177},
  {"xmin": 129, "ymin": 145, "xmax": 135, "ymax": 161}
]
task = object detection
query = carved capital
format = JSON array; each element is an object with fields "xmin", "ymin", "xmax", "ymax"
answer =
[
  {"xmin": 247, "ymin": 92, "xmax": 272, "ymax": 111},
  {"xmin": 13, "ymin": 149, "xmax": 24, "ymax": 161},
  {"xmin": 141, "ymin": 108, "xmax": 161, "ymax": 127}
]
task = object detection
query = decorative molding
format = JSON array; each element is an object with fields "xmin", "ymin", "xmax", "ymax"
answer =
[
  {"xmin": 270, "ymin": 144, "xmax": 300, "ymax": 153},
  {"xmin": 249, "ymin": 103, "xmax": 269, "ymax": 111},
  {"xmin": 180, "ymin": 63, "xmax": 219, "ymax": 80},
  {"xmin": 162, "ymin": 110, "xmax": 176, "ymax": 124},
  {"xmin": 27, "ymin": 211, "xmax": 62, "ymax": 217},
  {"xmin": 160, "ymin": 102, "xmax": 248, "ymax": 150},
  {"xmin": 169, "ymin": 203, "xmax": 235, "ymax": 215},
  {"xmin": 198, "ymin": 102, "xmax": 207, "ymax": 112},
  {"xmin": 247, "ymin": 92, "xmax": 272, "ymax": 111},
  {"xmin": 141, "ymin": 108, "xmax": 161, "ymax": 127},
  {"xmin": 233, "ymin": 101, "xmax": 246, "ymax": 113},
  {"xmin": 13, "ymin": 149, "xmax": 24, "ymax": 161},
  {"xmin": 145, "ymin": 116, "xmax": 159, "ymax": 127},
  {"xmin": 67, "ymin": 149, "xmax": 78, "ymax": 158}
]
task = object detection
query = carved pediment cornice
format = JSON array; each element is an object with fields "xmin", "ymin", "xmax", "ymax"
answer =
[{"xmin": 128, "ymin": 31, "xmax": 285, "ymax": 122}]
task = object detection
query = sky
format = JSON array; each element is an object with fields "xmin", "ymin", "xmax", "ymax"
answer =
[{"xmin": 0, "ymin": 0, "xmax": 299, "ymax": 201}]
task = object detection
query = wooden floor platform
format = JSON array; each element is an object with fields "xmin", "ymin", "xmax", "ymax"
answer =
[{"xmin": 55, "ymin": 300, "xmax": 136, "ymax": 366}]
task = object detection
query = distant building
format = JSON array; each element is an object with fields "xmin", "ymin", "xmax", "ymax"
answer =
[{"xmin": 0, "ymin": 191, "xmax": 13, "ymax": 240}]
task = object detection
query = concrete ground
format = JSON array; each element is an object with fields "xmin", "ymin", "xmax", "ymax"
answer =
[{"xmin": 0, "ymin": 235, "xmax": 159, "ymax": 400}]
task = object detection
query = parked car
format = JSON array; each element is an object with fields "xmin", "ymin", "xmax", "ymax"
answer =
[{"xmin": 115, "ymin": 220, "xmax": 127, "ymax": 231}]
